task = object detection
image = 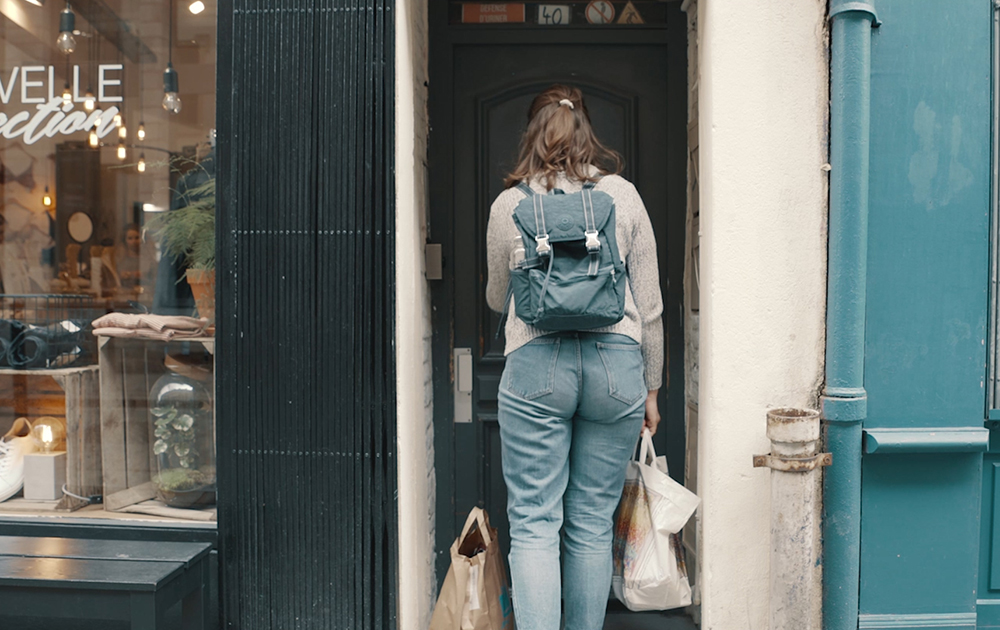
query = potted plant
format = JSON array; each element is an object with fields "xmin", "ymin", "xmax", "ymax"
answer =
[{"xmin": 146, "ymin": 163, "xmax": 216, "ymax": 323}]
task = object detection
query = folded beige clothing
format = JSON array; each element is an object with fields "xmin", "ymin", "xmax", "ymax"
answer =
[
  {"xmin": 93, "ymin": 327, "xmax": 207, "ymax": 341},
  {"xmin": 92, "ymin": 313, "xmax": 209, "ymax": 333}
]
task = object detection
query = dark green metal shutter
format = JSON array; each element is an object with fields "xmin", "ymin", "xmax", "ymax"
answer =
[{"xmin": 215, "ymin": 1, "xmax": 396, "ymax": 628}]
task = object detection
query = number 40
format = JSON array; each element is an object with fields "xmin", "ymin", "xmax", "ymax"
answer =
[{"xmin": 539, "ymin": 5, "xmax": 570, "ymax": 25}]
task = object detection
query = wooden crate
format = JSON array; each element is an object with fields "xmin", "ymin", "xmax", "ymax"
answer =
[
  {"xmin": 0, "ymin": 365, "xmax": 102, "ymax": 512},
  {"xmin": 54, "ymin": 366, "xmax": 101, "ymax": 510},
  {"xmin": 98, "ymin": 336, "xmax": 215, "ymax": 512}
]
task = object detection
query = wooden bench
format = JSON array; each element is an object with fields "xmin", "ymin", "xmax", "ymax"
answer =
[{"xmin": 0, "ymin": 536, "xmax": 212, "ymax": 630}]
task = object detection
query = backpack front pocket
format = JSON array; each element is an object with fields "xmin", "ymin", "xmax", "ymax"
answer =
[{"xmin": 513, "ymin": 265, "xmax": 625, "ymax": 331}]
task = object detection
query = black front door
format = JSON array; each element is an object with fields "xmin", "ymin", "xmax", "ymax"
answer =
[{"xmin": 430, "ymin": 10, "xmax": 687, "ymax": 580}]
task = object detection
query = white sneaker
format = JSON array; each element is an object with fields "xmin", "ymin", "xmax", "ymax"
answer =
[{"xmin": 0, "ymin": 418, "xmax": 35, "ymax": 502}]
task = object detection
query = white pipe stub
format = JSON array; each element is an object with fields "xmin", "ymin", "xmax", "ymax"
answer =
[{"xmin": 754, "ymin": 408, "xmax": 831, "ymax": 472}]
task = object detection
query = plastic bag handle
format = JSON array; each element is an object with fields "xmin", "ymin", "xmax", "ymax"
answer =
[
  {"xmin": 638, "ymin": 428, "xmax": 657, "ymax": 465},
  {"xmin": 459, "ymin": 507, "xmax": 492, "ymax": 547}
]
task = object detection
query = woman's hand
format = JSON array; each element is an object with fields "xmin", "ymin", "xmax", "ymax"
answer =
[{"xmin": 643, "ymin": 389, "xmax": 661, "ymax": 436}]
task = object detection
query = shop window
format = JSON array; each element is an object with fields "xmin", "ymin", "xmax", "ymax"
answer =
[{"xmin": 0, "ymin": 0, "xmax": 217, "ymax": 525}]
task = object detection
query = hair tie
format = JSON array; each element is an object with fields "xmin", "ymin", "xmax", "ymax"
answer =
[{"xmin": 558, "ymin": 99, "xmax": 575, "ymax": 110}]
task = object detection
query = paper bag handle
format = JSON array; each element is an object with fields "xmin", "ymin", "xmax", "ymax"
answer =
[{"xmin": 459, "ymin": 507, "xmax": 492, "ymax": 547}]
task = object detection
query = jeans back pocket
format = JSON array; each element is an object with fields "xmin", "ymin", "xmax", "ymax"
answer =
[
  {"xmin": 595, "ymin": 341, "xmax": 646, "ymax": 404},
  {"xmin": 503, "ymin": 337, "xmax": 561, "ymax": 400}
]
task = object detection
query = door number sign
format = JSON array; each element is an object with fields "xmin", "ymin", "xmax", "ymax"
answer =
[
  {"xmin": 585, "ymin": 0, "xmax": 615, "ymax": 24},
  {"xmin": 538, "ymin": 5, "xmax": 571, "ymax": 25}
]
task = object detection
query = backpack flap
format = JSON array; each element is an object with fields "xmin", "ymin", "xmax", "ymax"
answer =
[{"xmin": 512, "ymin": 189, "xmax": 614, "ymax": 246}]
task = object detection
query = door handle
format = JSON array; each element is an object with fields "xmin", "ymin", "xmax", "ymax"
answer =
[{"xmin": 454, "ymin": 347, "xmax": 473, "ymax": 423}]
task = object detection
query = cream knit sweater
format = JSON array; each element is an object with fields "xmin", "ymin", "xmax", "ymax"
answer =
[{"xmin": 485, "ymin": 171, "xmax": 665, "ymax": 391}]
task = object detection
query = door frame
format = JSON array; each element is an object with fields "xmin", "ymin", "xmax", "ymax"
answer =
[{"xmin": 427, "ymin": 6, "xmax": 682, "ymax": 582}]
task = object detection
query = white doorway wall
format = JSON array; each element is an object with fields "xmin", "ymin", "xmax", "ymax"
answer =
[{"xmin": 695, "ymin": 0, "xmax": 829, "ymax": 628}]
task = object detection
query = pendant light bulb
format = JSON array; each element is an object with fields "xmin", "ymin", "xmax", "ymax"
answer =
[
  {"xmin": 162, "ymin": 64, "xmax": 182, "ymax": 114},
  {"xmin": 88, "ymin": 128, "xmax": 98, "ymax": 148},
  {"xmin": 117, "ymin": 143, "xmax": 126, "ymax": 161},
  {"xmin": 61, "ymin": 83, "xmax": 72, "ymax": 105},
  {"xmin": 137, "ymin": 154, "xmax": 146, "ymax": 173},
  {"xmin": 118, "ymin": 125, "xmax": 127, "ymax": 140},
  {"xmin": 137, "ymin": 122, "xmax": 146, "ymax": 141},
  {"xmin": 42, "ymin": 186, "xmax": 53, "ymax": 208},
  {"xmin": 83, "ymin": 89, "xmax": 95, "ymax": 112},
  {"xmin": 189, "ymin": 0, "xmax": 205, "ymax": 14},
  {"xmin": 56, "ymin": 4, "xmax": 76, "ymax": 54},
  {"xmin": 113, "ymin": 112, "xmax": 122, "ymax": 127}
]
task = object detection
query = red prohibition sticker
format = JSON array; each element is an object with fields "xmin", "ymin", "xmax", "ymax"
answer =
[{"xmin": 585, "ymin": 0, "xmax": 615, "ymax": 24}]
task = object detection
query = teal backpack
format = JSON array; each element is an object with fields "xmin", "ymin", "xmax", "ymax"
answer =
[{"xmin": 501, "ymin": 179, "xmax": 627, "ymax": 332}]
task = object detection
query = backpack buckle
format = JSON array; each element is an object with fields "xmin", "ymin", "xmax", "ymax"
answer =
[
  {"xmin": 535, "ymin": 235, "xmax": 551, "ymax": 256},
  {"xmin": 585, "ymin": 230, "xmax": 601, "ymax": 253}
]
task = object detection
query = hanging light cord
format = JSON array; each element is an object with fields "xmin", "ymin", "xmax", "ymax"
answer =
[
  {"xmin": 168, "ymin": 0, "xmax": 173, "ymax": 66},
  {"xmin": 118, "ymin": 41, "xmax": 123, "ymax": 117}
]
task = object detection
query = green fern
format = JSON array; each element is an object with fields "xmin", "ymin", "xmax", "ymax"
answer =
[{"xmin": 145, "ymin": 171, "xmax": 216, "ymax": 271}]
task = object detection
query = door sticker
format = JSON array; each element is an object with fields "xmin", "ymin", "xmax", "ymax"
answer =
[
  {"xmin": 538, "ymin": 5, "xmax": 572, "ymax": 25},
  {"xmin": 617, "ymin": 1, "xmax": 644, "ymax": 24},
  {"xmin": 585, "ymin": 0, "xmax": 615, "ymax": 24},
  {"xmin": 461, "ymin": 3, "xmax": 526, "ymax": 23}
]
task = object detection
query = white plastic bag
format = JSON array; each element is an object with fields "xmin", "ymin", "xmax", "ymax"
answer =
[{"xmin": 612, "ymin": 429, "xmax": 700, "ymax": 611}]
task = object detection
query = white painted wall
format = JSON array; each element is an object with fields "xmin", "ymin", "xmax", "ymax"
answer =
[
  {"xmin": 395, "ymin": 0, "xmax": 436, "ymax": 627},
  {"xmin": 696, "ymin": 0, "xmax": 828, "ymax": 628}
]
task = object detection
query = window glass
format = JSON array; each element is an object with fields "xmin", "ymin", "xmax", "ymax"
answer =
[{"xmin": 0, "ymin": 0, "xmax": 217, "ymax": 525}]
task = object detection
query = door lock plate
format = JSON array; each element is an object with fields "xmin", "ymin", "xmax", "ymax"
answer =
[{"xmin": 454, "ymin": 347, "xmax": 473, "ymax": 423}]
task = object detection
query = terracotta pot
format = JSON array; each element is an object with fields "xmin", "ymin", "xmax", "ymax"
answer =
[{"xmin": 186, "ymin": 269, "xmax": 216, "ymax": 324}]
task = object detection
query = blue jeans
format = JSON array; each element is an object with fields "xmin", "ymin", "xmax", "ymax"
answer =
[{"xmin": 498, "ymin": 332, "xmax": 647, "ymax": 630}]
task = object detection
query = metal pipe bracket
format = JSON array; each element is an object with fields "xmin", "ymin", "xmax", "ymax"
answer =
[
  {"xmin": 828, "ymin": 0, "xmax": 881, "ymax": 27},
  {"xmin": 753, "ymin": 452, "xmax": 833, "ymax": 472}
]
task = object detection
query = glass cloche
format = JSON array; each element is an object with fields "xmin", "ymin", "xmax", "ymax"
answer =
[{"xmin": 149, "ymin": 351, "xmax": 215, "ymax": 508}]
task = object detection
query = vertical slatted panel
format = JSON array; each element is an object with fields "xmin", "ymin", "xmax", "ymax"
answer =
[{"xmin": 216, "ymin": 0, "xmax": 396, "ymax": 628}]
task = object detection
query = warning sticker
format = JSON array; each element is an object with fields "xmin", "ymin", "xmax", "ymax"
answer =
[
  {"xmin": 585, "ymin": 0, "xmax": 615, "ymax": 24},
  {"xmin": 461, "ymin": 3, "xmax": 526, "ymax": 23},
  {"xmin": 617, "ymin": 1, "xmax": 644, "ymax": 24}
]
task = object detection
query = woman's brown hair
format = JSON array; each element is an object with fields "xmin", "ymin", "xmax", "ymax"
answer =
[{"xmin": 505, "ymin": 84, "xmax": 623, "ymax": 191}]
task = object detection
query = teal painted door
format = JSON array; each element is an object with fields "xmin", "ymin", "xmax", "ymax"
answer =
[{"xmin": 861, "ymin": 1, "xmax": 992, "ymax": 629}]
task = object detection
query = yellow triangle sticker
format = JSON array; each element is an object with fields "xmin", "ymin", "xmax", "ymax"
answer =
[{"xmin": 617, "ymin": 1, "xmax": 644, "ymax": 25}]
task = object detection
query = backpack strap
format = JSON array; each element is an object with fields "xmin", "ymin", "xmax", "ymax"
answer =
[
  {"xmin": 514, "ymin": 182, "xmax": 551, "ymax": 257},
  {"xmin": 582, "ymin": 178, "xmax": 602, "ymax": 276},
  {"xmin": 495, "ymin": 280, "xmax": 514, "ymax": 339},
  {"xmin": 531, "ymin": 194, "xmax": 551, "ymax": 257},
  {"xmin": 582, "ymin": 186, "xmax": 601, "ymax": 276}
]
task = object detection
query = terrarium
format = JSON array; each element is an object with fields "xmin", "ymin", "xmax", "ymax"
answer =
[{"xmin": 148, "ymin": 352, "xmax": 215, "ymax": 508}]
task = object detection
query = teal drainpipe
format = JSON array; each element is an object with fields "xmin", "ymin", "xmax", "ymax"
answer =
[{"xmin": 823, "ymin": 2, "xmax": 879, "ymax": 629}]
